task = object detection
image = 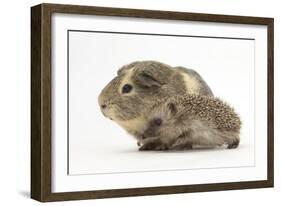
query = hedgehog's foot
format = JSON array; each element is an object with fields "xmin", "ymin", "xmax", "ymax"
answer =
[
  {"xmin": 227, "ymin": 139, "xmax": 240, "ymax": 149},
  {"xmin": 171, "ymin": 143, "xmax": 193, "ymax": 150},
  {"xmin": 153, "ymin": 144, "xmax": 169, "ymax": 151}
]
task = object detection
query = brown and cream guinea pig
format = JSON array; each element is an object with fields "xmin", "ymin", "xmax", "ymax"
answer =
[{"xmin": 98, "ymin": 60, "xmax": 213, "ymax": 144}]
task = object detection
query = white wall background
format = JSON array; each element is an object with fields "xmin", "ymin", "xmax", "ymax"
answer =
[
  {"xmin": 0, "ymin": 0, "xmax": 279, "ymax": 205},
  {"xmin": 67, "ymin": 28, "xmax": 255, "ymax": 175}
]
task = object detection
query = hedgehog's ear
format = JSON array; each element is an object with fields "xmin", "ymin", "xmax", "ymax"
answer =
[{"xmin": 167, "ymin": 102, "xmax": 177, "ymax": 116}]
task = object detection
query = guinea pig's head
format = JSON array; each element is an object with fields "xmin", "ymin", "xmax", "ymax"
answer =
[
  {"xmin": 142, "ymin": 101, "xmax": 179, "ymax": 139},
  {"xmin": 98, "ymin": 61, "xmax": 173, "ymax": 124}
]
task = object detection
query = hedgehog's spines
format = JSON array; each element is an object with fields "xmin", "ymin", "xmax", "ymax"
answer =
[{"xmin": 167, "ymin": 94, "xmax": 241, "ymax": 131}]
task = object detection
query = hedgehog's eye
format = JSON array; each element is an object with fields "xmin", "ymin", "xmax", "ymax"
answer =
[
  {"xmin": 122, "ymin": 84, "xmax": 133, "ymax": 94},
  {"xmin": 154, "ymin": 118, "xmax": 162, "ymax": 126}
]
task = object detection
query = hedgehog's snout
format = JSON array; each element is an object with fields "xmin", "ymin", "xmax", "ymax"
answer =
[{"xmin": 141, "ymin": 134, "xmax": 147, "ymax": 139}]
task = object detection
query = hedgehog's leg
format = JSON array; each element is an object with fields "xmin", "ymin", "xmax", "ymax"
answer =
[
  {"xmin": 172, "ymin": 143, "xmax": 193, "ymax": 150},
  {"xmin": 184, "ymin": 143, "xmax": 193, "ymax": 150},
  {"xmin": 153, "ymin": 143, "xmax": 169, "ymax": 151},
  {"xmin": 227, "ymin": 133, "xmax": 240, "ymax": 149},
  {"xmin": 222, "ymin": 130, "xmax": 240, "ymax": 149},
  {"xmin": 170, "ymin": 130, "xmax": 193, "ymax": 150}
]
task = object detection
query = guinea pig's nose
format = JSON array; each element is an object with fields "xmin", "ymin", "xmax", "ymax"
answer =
[{"xmin": 101, "ymin": 104, "xmax": 107, "ymax": 109}]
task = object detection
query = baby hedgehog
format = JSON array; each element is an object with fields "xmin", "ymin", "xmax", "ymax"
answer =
[{"xmin": 139, "ymin": 95, "xmax": 241, "ymax": 151}]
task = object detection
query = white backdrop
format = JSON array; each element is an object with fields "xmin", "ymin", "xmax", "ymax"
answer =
[
  {"xmin": 68, "ymin": 29, "xmax": 256, "ymax": 175},
  {"xmin": 0, "ymin": 0, "xmax": 280, "ymax": 205}
]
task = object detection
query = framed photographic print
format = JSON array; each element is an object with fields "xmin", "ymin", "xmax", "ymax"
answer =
[{"xmin": 31, "ymin": 3, "xmax": 274, "ymax": 202}]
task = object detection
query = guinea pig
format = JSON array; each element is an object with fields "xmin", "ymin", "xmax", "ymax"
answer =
[
  {"xmin": 139, "ymin": 94, "xmax": 241, "ymax": 151},
  {"xmin": 98, "ymin": 60, "xmax": 213, "ymax": 143}
]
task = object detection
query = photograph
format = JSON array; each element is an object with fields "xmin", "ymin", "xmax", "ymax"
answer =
[{"xmin": 68, "ymin": 30, "xmax": 254, "ymax": 175}]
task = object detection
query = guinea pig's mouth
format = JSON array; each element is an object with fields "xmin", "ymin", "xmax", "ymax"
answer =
[
  {"xmin": 101, "ymin": 112, "xmax": 113, "ymax": 120},
  {"xmin": 99, "ymin": 105, "xmax": 116, "ymax": 121}
]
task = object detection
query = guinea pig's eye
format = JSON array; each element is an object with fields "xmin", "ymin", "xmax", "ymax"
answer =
[
  {"xmin": 122, "ymin": 84, "xmax": 133, "ymax": 94},
  {"xmin": 154, "ymin": 118, "xmax": 162, "ymax": 126}
]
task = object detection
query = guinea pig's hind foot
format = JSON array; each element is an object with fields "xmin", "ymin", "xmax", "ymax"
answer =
[{"xmin": 227, "ymin": 139, "xmax": 240, "ymax": 149}]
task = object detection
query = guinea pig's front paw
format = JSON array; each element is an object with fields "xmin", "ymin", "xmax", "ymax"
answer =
[
  {"xmin": 139, "ymin": 142, "xmax": 168, "ymax": 151},
  {"xmin": 139, "ymin": 142, "xmax": 155, "ymax": 151}
]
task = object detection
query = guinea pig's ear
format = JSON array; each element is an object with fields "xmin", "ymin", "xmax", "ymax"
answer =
[
  {"xmin": 136, "ymin": 72, "xmax": 162, "ymax": 87},
  {"xmin": 135, "ymin": 63, "xmax": 172, "ymax": 87},
  {"xmin": 117, "ymin": 66, "xmax": 130, "ymax": 76},
  {"xmin": 167, "ymin": 102, "xmax": 177, "ymax": 116},
  {"xmin": 117, "ymin": 61, "xmax": 139, "ymax": 76}
]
